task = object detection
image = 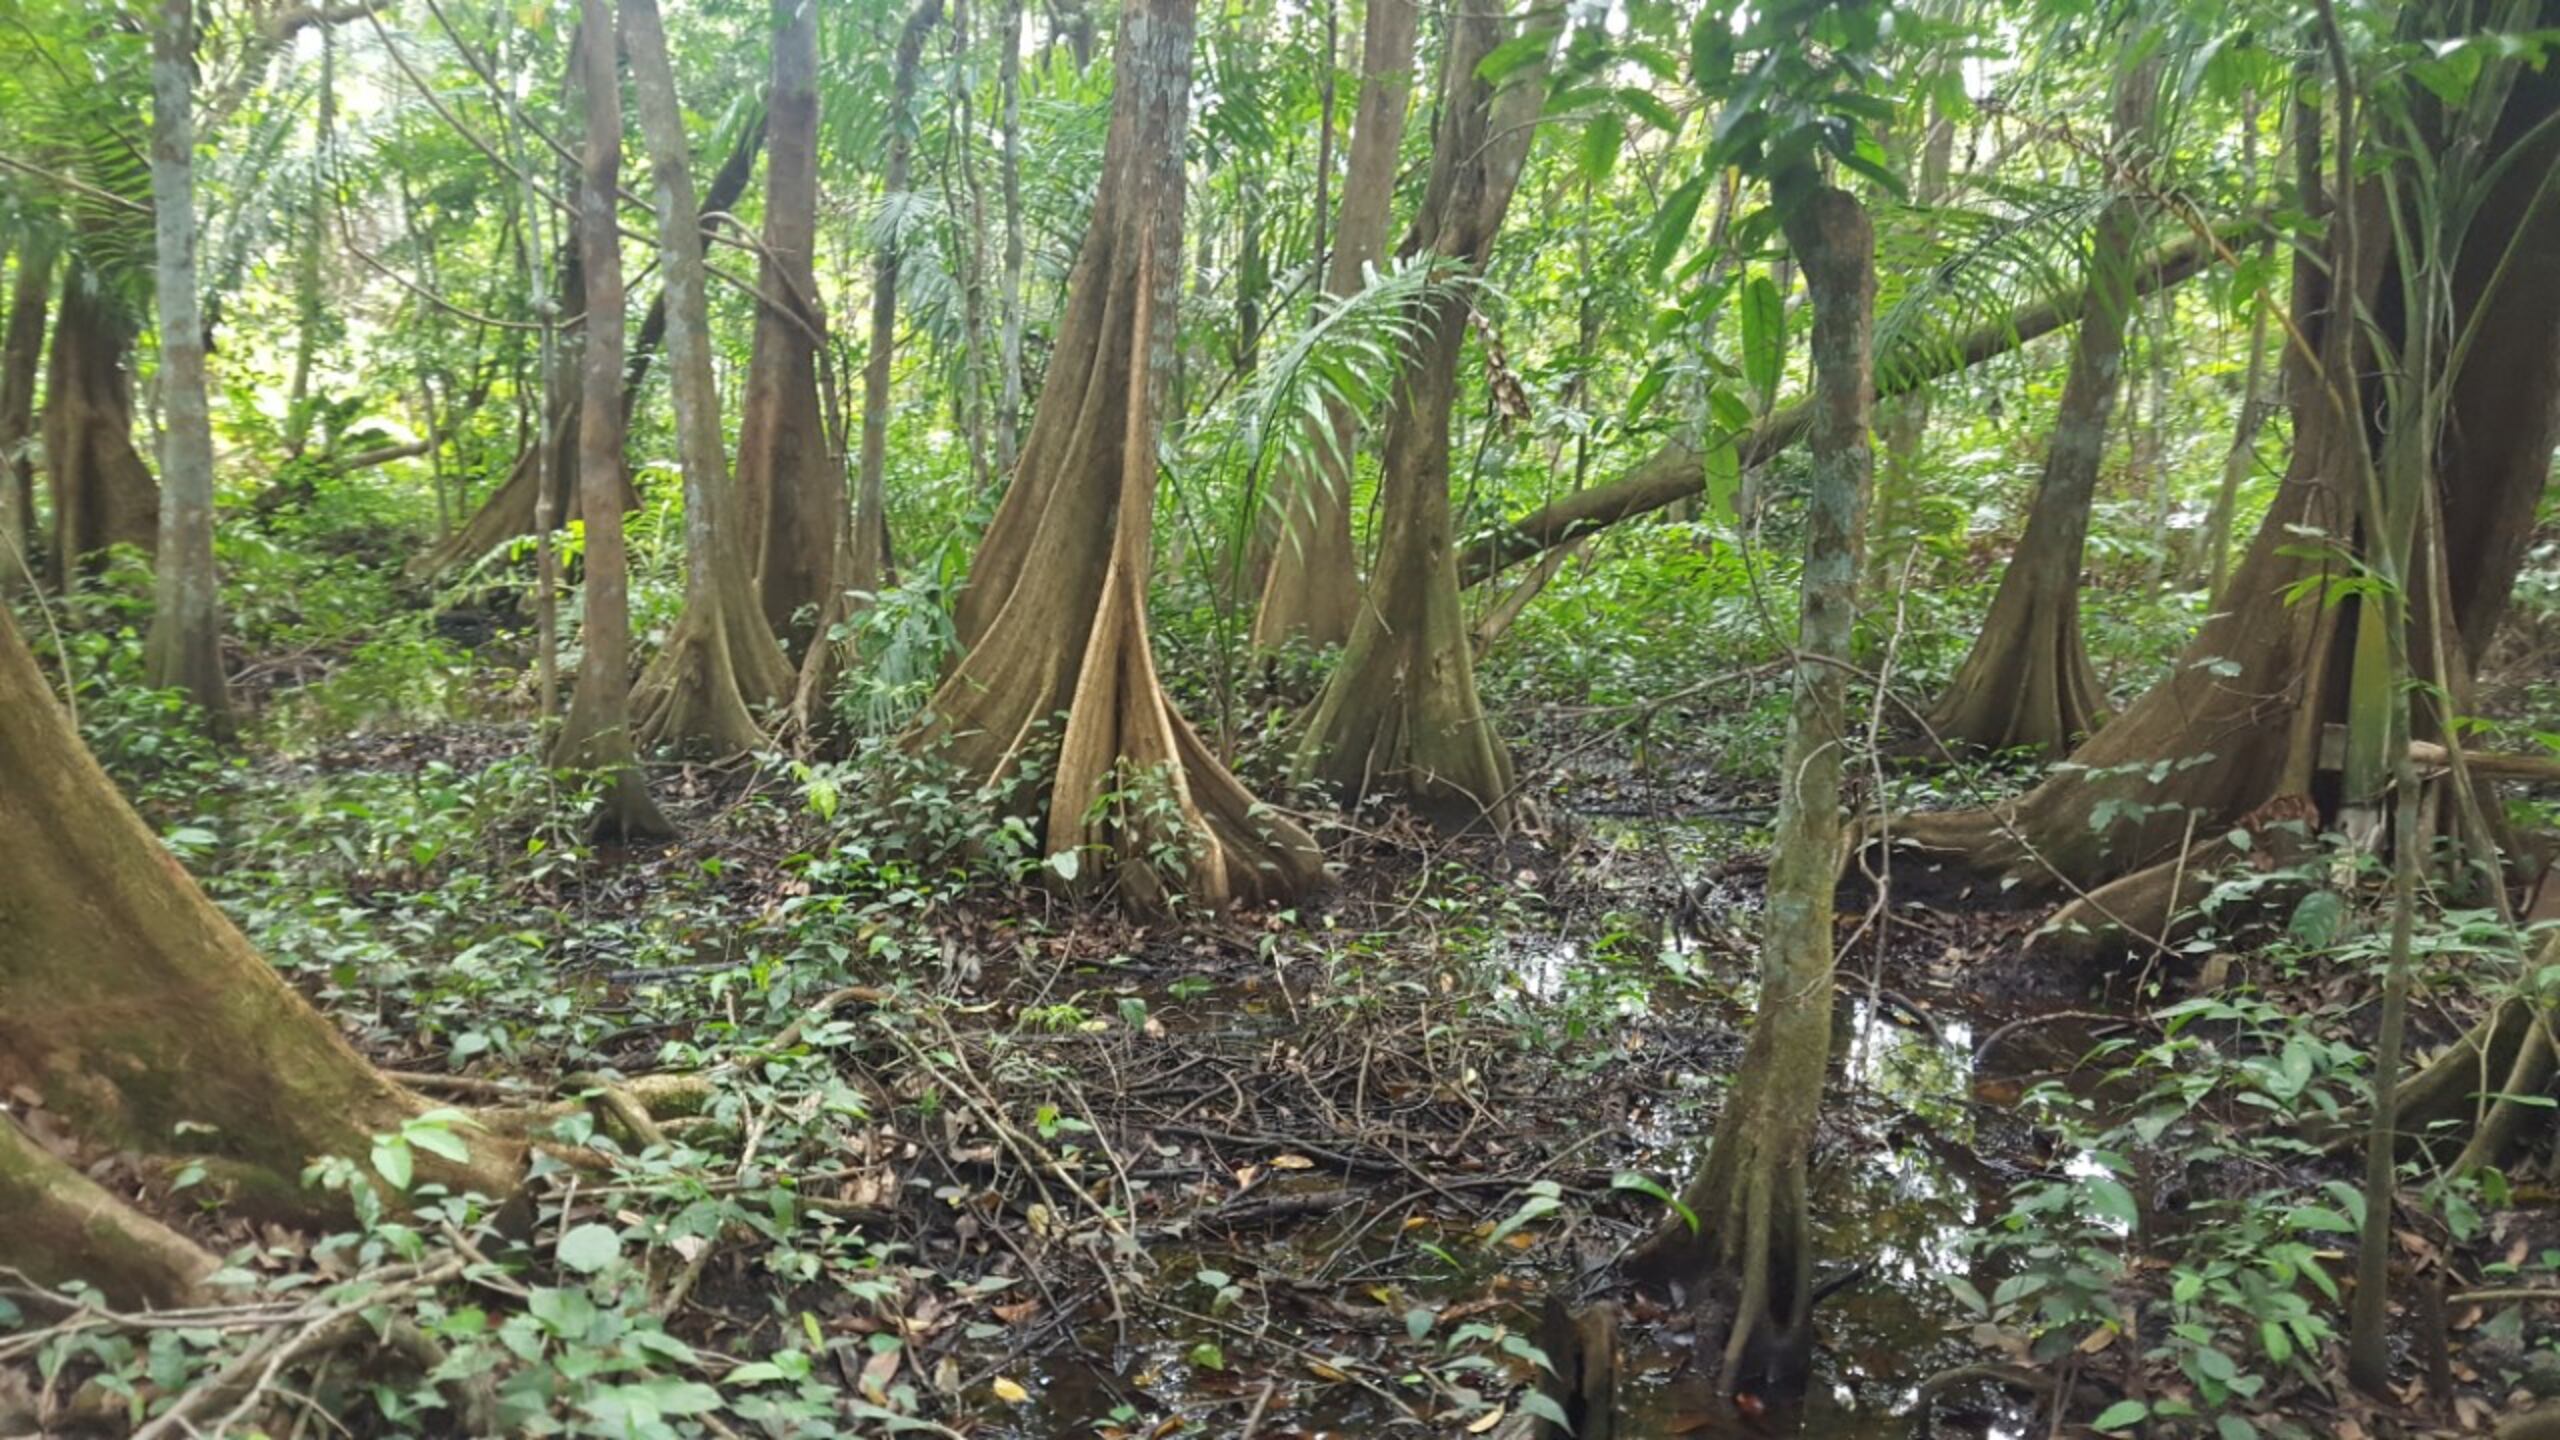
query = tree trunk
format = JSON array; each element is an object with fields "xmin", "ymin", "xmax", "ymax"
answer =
[
  {"xmin": 910, "ymin": 0, "xmax": 1322, "ymax": 911},
  {"xmin": 996, "ymin": 0, "xmax": 1028, "ymax": 478},
  {"xmin": 795, "ymin": 0, "xmax": 944, "ymax": 730},
  {"xmin": 1458, "ymin": 225, "xmax": 2235, "ymax": 588},
  {"xmin": 738, "ymin": 0, "xmax": 833, "ymax": 653},
  {"xmin": 624, "ymin": 0, "xmax": 795, "ymax": 756},
  {"xmin": 1630, "ymin": 181, "xmax": 1872, "ymax": 1401},
  {"xmin": 1246, "ymin": 0, "xmax": 1419, "ymax": 654},
  {"xmin": 1922, "ymin": 54, "xmax": 2156, "ymax": 758},
  {"xmin": 1290, "ymin": 2, "xmax": 1540, "ymax": 827},
  {"xmin": 1868, "ymin": 103, "xmax": 1954, "ymax": 596},
  {"xmin": 2199, "ymin": 90, "xmax": 2276, "ymax": 599},
  {"xmin": 407, "ymin": 109, "xmax": 764, "ymax": 582},
  {"xmin": 0, "ymin": 604, "xmax": 523, "ymax": 1306},
  {"xmin": 45, "ymin": 274, "xmax": 160, "ymax": 579},
  {"xmin": 142, "ymin": 0, "xmax": 233, "ymax": 730},
  {"xmin": 0, "ymin": 238, "xmax": 50, "ymax": 594},
  {"xmin": 1901, "ymin": 51, "xmax": 2560, "ymax": 916},
  {"xmin": 552, "ymin": 0, "xmax": 673, "ymax": 841}
]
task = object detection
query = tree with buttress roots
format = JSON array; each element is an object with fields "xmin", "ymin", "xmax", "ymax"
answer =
[
  {"xmin": 1897, "ymin": 7, "xmax": 2560, "ymax": 968},
  {"xmin": 623, "ymin": 0, "xmax": 795, "ymax": 755},
  {"xmin": 912, "ymin": 0, "xmax": 1322, "ymax": 911},
  {"xmin": 1288, "ymin": 0, "xmax": 1550, "ymax": 831},
  {"xmin": 1920, "ymin": 41, "xmax": 2161, "ymax": 759},
  {"xmin": 0, "ymin": 598, "xmax": 524, "ymax": 1309}
]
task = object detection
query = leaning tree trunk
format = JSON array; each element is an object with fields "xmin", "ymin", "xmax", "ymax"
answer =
[
  {"xmin": 45, "ymin": 273, "xmax": 159, "ymax": 579},
  {"xmin": 1289, "ymin": 4, "xmax": 1540, "ymax": 828},
  {"xmin": 795, "ymin": 0, "xmax": 944, "ymax": 728},
  {"xmin": 624, "ymin": 0, "xmax": 794, "ymax": 756},
  {"xmin": 738, "ymin": 0, "xmax": 833, "ymax": 652},
  {"xmin": 1245, "ymin": 0, "xmax": 1419, "ymax": 655},
  {"xmin": 910, "ymin": 0, "xmax": 1322, "ymax": 910},
  {"xmin": 1627, "ymin": 180, "xmax": 1875, "ymax": 1400},
  {"xmin": 1900, "ymin": 50, "xmax": 2560, "ymax": 941},
  {"xmin": 552, "ymin": 0, "xmax": 673, "ymax": 841},
  {"xmin": 0, "ymin": 604, "xmax": 523, "ymax": 1307},
  {"xmin": 1922, "ymin": 54, "xmax": 2156, "ymax": 758},
  {"xmin": 406, "ymin": 106, "xmax": 764, "ymax": 582},
  {"xmin": 0, "ymin": 237, "xmax": 50, "ymax": 593},
  {"xmin": 142, "ymin": 0, "xmax": 233, "ymax": 730}
]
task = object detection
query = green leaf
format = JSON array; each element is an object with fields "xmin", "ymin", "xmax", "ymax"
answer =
[
  {"xmin": 370, "ymin": 1135, "xmax": 413, "ymax": 1192},
  {"xmin": 1579, "ymin": 113, "xmax": 1625, "ymax": 183},
  {"xmin": 2084, "ymin": 1175, "xmax": 2140, "ymax": 1228},
  {"xmin": 1649, "ymin": 173, "xmax": 1709, "ymax": 279},
  {"xmin": 557, "ymin": 1222, "xmax": 623, "ymax": 1274},
  {"xmin": 1519, "ymin": 1391, "xmax": 1572, "ymax": 1428},
  {"xmin": 1610, "ymin": 1171, "xmax": 1698, "ymax": 1234},
  {"xmin": 1615, "ymin": 86, "xmax": 1679, "ymax": 134},
  {"xmin": 1405, "ymin": 1306, "xmax": 1434, "ymax": 1341},
  {"xmin": 1701, "ymin": 438, "xmax": 1741, "ymax": 519},
  {"xmin": 1740, "ymin": 273, "xmax": 1784, "ymax": 408},
  {"xmin": 1477, "ymin": 30, "xmax": 1554, "ymax": 85},
  {"xmin": 2093, "ymin": 1400, "xmax": 2149, "ymax": 1432},
  {"xmin": 2282, "ymin": 1205, "xmax": 2355, "ymax": 1233}
]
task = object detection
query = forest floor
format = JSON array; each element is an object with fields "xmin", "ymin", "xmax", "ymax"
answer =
[{"xmin": 27, "ymin": 653, "xmax": 2541, "ymax": 1440}]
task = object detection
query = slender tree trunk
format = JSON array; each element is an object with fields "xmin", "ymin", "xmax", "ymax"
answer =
[
  {"xmin": 1628, "ymin": 179, "xmax": 1874, "ymax": 1400},
  {"xmin": 0, "ymin": 238, "xmax": 50, "ymax": 594},
  {"xmin": 952, "ymin": 0, "xmax": 997, "ymax": 497},
  {"xmin": 282, "ymin": 28, "xmax": 337, "ymax": 461},
  {"xmin": 1921, "ymin": 53, "xmax": 2158, "ymax": 758},
  {"xmin": 624, "ymin": 0, "xmax": 794, "ymax": 755},
  {"xmin": 996, "ymin": 0, "xmax": 1028, "ymax": 477},
  {"xmin": 1869, "ymin": 104, "xmax": 1954, "ymax": 595},
  {"xmin": 911, "ymin": 0, "xmax": 1322, "ymax": 910},
  {"xmin": 739, "ymin": 0, "xmax": 833, "ymax": 652},
  {"xmin": 795, "ymin": 0, "xmax": 944, "ymax": 728},
  {"xmin": 1246, "ymin": 0, "xmax": 1419, "ymax": 654},
  {"xmin": 46, "ymin": 274, "xmax": 160, "ymax": 580},
  {"xmin": 1289, "ymin": 1, "xmax": 1540, "ymax": 826},
  {"xmin": 0, "ymin": 605, "xmax": 523, "ymax": 1308},
  {"xmin": 143, "ymin": 0, "xmax": 233, "ymax": 730},
  {"xmin": 2201, "ymin": 90, "xmax": 2274, "ymax": 599},
  {"xmin": 552, "ymin": 0, "xmax": 673, "ymax": 840}
]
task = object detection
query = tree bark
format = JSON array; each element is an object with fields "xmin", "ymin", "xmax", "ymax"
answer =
[
  {"xmin": 1289, "ymin": 2, "xmax": 1541, "ymax": 827},
  {"xmin": 996, "ymin": 0, "xmax": 1028, "ymax": 477},
  {"xmin": 1246, "ymin": 0, "xmax": 1419, "ymax": 654},
  {"xmin": 738, "ymin": 0, "xmax": 833, "ymax": 652},
  {"xmin": 624, "ymin": 0, "xmax": 794, "ymax": 756},
  {"xmin": 143, "ymin": 0, "xmax": 234, "ymax": 730},
  {"xmin": 793, "ymin": 0, "xmax": 944, "ymax": 730},
  {"xmin": 0, "ymin": 603, "xmax": 522, "ymax": 1305},
  {"xmin": 45, "ymin": 273, "xmax": 160, "ymax": 580},
  {"xmin": 0, "ymin": 238, "xmax": 50, "ymax": 593},
  {"xmin": 1628, "ymin": 181, "xmax": 1874, "ymax": 1399},
  {"xmin": 1921, "ymin": 54, "xmax": 2157, "ymax": 758},
  {"xmin": 1456, "ymin": 226, "xmax": 2237, "ymax": 588},
  {"xmin": 551, "ymin": 0, "xmax": 673, "ymax": 841},
  {"xmin": 911, "ymin": 0, "xmax": 1322, "ymax": 910}
]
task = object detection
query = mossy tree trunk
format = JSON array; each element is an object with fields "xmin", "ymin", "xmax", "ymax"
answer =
[
  {"xmin": 1902, "ymin": 50, "xmax": 2560, "ymax": 930},
  {"xmin": 1627, "ymin": 180, "xmax": 1874, "ymax": 1399},
  {"xmin": 738, "ymin": 0, "xmax": 833, "ymax": 653},
  {"xmin": 45, "ymin": 271, "xmax": 159, "ymax": 580},
  {"xmin": 142, "ymin": 0, "xmax": 233, "ymax": 730},
  {"xmin": 1290, "ymin": 1, "xmax": 1544, "ymax": 828},
  {"xmin": 912, "ymin": 0, "xmax": 1322, "ymax": 910},
  {"xmin": 551, "ymin": 0, "xmax": 672, "ymax": 841},
  {"xmin": 624, "ymin": 0, "xmax": 794, "ymax": 756},
  {"xmin": 0, "ymin": 236, "xmax": 49, "ymax": 593},
  {"xmin": 0, "ymin": 604, "xmax": 523, "ymax": 1305},
  {"xmin": 1923, "ymin": 53, "xmax": 2157, "ymax": 758},
  {"xmin": 1245, "ymin": 0, "xmax": 1418, "ymax": 655}
]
